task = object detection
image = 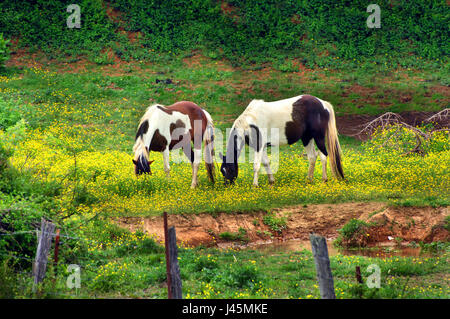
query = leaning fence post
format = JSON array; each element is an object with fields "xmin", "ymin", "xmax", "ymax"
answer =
[
  {"xmin": 33, "ymin": 218, "xmax": 56, "ymax": 292},
  {"xmin": 309, "ymin": 233, "xmax": 336, "ymax": 299},
  {"xmin": 168, "ymin": 226, "xmax": 182, "ymax": 299}
]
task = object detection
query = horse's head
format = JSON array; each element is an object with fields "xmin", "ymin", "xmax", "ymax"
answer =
[
  {"xmin": 132, "ymin": 154, "xmax": 154, "ymax": 176},
  {"xmin": 220, "ymin": 152, "xmax": 238, "ymax": 185}
]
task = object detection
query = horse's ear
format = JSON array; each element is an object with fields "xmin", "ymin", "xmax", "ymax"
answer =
[
  {"xmin": 149, "ymin": 160, "xmax": 155, "ymax": 165},
  {"xmin": 132, "ymin": 159, "xmax": 137, "ymax": 165}
]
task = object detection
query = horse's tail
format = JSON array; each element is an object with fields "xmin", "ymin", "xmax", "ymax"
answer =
[
  {"xmin": 323, "ymin": 101, "xmax": 345, "ymax": 180},
  {"xmin": 203, "ymin": 109, "xmax": 215, "ymax": 184}
]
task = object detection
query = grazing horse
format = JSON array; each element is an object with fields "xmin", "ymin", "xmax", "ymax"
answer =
[
  {"xmin": 220, "ymin": 95, "xmax": 344, "ymax": 186},
  {"xmin": 133, "ymin": 101, "xmax": 215, "ymax": 188}
]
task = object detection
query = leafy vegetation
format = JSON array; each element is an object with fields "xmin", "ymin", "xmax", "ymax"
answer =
[
  {"xmin": 1, "ymin": 229, "xmax": 448, "ymax": 299},
  {"xmin": 263, "ymin": 213, "xmax": 287, "ymax": 233},
  {"xmin": 0, "ymin": 33, "xmax": 9, "ymax": 69},
  {"xmin": 219, "ymin": 228, "xmax": 249, "ymax": 243},
  {"xmin": 0, "ymin": 1, "xmax": 448, "ymax": 68},
  {"xmin": 335, "ymin": 219, "xmax": 374, "ymax": 248}
]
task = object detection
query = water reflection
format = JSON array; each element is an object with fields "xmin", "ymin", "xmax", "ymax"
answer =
[{"xmin": 217, "ymin": 238, "xmax": 441, "ymax": 258}]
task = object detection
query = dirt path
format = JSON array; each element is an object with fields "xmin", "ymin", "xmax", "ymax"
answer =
[{"xmin": 116, "ymin": 202, "xmax": 449, "ymax": 247}]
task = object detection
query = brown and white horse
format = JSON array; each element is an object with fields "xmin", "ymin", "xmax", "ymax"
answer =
[
  {"xmin": 133, "ymin": 101, "xmax": 215, "ymax": 188},
  {"xmin": 220, "ymin": 95, "xmax": 345, "ymax": 186}
]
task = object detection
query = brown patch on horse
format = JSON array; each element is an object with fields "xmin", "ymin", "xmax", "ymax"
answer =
[
  {"xmin": 157, "ymin": 105, "xmax": 173, "ymax": 115},
  {"xmin": 168, "ymin": 119, "xmax": 189, "ymax": 150},
  {"xmin": 285, "ymin": 95, "xmax": 329, "ymax": 148},
  {"xmin": 164, "ymin": 101, "xmax": 208, "ymax": 146},
  {"xmin": 149, "ymin": 129, "xmax": 168, "ymax": 152},
  {"xmin": 285, "ymin": 97, "xmax": 308, "ymax": 145}
]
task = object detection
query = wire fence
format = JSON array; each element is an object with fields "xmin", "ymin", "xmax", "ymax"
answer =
[{"xmin": 0, "ymin": 221, "xmax": 162, "ymax": 298}]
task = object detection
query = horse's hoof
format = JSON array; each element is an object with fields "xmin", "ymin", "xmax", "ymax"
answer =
[{"xmin": 322, "ymin": 178, "xmax": 328, "ymax": 183}]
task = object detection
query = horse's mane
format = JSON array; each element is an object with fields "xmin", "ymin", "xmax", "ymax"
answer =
[{"xmin": 133, "ymin": 104, "xmax": 163, "ymax": 156}]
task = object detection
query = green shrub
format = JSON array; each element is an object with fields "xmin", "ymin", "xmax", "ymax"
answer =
[
  {"xmin": 218, "ymin": 228, "xmax": 248, "ymax": 242},
  {"xmin": 0, "ymin": 33, "xmax": 9, "ymax": 68},
  {"xmin": 0, "ymin": 195, "xmax": 50, "ymax": 265},
  {"xmin": 335, "ymin": 218, "xmax": 373, "ymax": 248},
  {"xmin": 263, "ymin": 213, "xmax": 287, "ymax": 233},
  {"xmin": 0, "ymin": 1, "xmax": 448, "ymax": 67},
  {"xmin": 0, "ymin": 98, "xmax": 23, "ymax": 131},
  {"xmin": 0, "ymin": 258, "xmax": 19, "ymax": 298},
  {"xmin": 0, "ymin": 118, "xmax": 27, "ymax": 175},
  {"xmin": 224, "ymin": 263, "xmax": 260, "ymax": 289}
]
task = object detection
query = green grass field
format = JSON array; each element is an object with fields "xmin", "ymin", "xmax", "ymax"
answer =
[{"xmin": 1, "ymin": 52, "xmax": 448, "ymax": 299}]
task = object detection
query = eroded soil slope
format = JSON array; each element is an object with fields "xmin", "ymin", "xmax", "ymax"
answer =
[{"xmin": 116, "ymin": 202, "xmax": 449, "ymax": 247}]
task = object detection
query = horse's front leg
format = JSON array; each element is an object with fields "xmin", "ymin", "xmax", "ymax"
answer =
[
  {"xmin": 163, "ymin": 147, "xmax": 170, "ymax": 178},
  {"xmin": 252, "ymin": 150, "xmax": 264, "ymax": 187},
  {"xmin": 262, "ymin": 151, "xmax": 275, "ymax": 185},
  {"xmin": 183, "ymin": 144, "xmax": 201, "ymax": 189}
]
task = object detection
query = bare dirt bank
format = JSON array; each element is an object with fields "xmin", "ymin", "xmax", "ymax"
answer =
[{"xmin": 116, "ymin": 202, "xmax": 449, "ymax": 247}]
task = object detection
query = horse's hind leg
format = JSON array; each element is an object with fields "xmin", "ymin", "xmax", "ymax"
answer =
[
  {"xmin": 319, "ymin": 151, "xmax": 328, "ymax": 182},
  {"xmin": 305, "ymin": 139, "xmax": 318, "ymax": 182},
  {"xmin": 190, "ymin": 148, "xmax": 202, "ymax": 189},
  {"xmin": 204, "ymin": 138, "xmax": 215, "ymax": 183},
  {"xmin": 313, "ymin": 136, "xmax": 328, "ymax": 182}
]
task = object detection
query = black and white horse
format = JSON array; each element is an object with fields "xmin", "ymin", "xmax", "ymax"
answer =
[
  {"xmin": 133, "ymin": 101, "xmax": 215, "ymax": 188},
  {"xmin": 220, "ymin": 95, "xmax": 344, "ymax": 186}
]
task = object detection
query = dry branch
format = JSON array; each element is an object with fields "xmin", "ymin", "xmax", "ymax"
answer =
[
  {"xmin": 424, "ymin": 108, "xmax": 450, "ymax": 127},
  {"xmin": 354, "ymin": 110, "xmax": 449, "ymax": 156},
  {"xmin": 351, "ymin": 112, "xmax": 404, "ymax": 137}
]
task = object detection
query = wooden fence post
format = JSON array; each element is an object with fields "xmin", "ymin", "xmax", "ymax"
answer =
[
  {"xmin": 163, "ymin": 212, "xmax": 172, "ymax": 299},
  {"xmin": 356, "ymin": 266, "xmax": 363, "ymax": 284},
  {"xmin": 53, "ymin": 229, "xmax": 60, "ymax": 278},
  {"xmin": 33, "ymin": 218, "xmax": 55, "ymax": 292},
  {"xmin": 168, "ymin": 226, "xmax": 182, "ymax": 299},
  {"xmin": 309, "ymin": 233, "xmax": 336, "ymax": 299}
]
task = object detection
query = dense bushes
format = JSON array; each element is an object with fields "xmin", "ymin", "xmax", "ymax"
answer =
[
  {"xmin": 0, "ymin": 0, "xmax": 448, "ymax": 66},
  {"xmin": 0, "ymin": 33, "xmax": 9, "ymax": 68},
  {"xmin": 0, "ymin": 0, "xmax": 114, "ymax": 57},
  {"xmin": 0, "ymin": 99, "xmax": 59, "ymax": 265}
]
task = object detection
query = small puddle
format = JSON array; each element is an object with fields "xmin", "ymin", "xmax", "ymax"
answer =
[{"xmin": 217, "ymin": 239, "xmax": 442, "ymax": 258}]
